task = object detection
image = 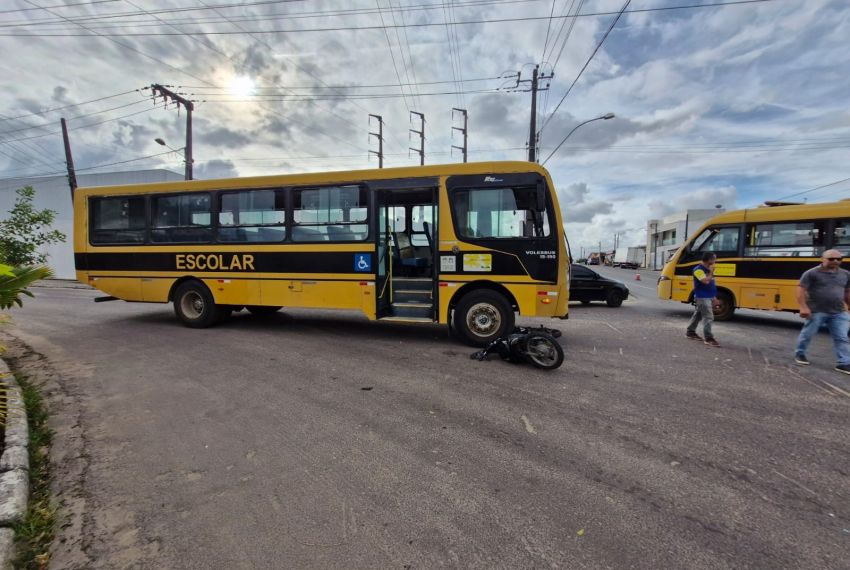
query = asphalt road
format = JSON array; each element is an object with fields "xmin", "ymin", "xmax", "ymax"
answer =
[{"xmin": 5, "ymin": 269, "xmax": 849, "ymax": 569}]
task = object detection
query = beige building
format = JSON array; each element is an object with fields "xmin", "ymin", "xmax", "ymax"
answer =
[{"xmin": 645, "ymin": 208, "xmax": 725, "ymax": 270}]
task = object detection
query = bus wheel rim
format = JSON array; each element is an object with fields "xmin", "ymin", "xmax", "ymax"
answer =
[
  {"xmin": 181, "ymin": 291, "xmax": 205, "ymax": 319},
  {"xmin": 467, "ymin": 302, "xmax": 501, "ymax": 337}
]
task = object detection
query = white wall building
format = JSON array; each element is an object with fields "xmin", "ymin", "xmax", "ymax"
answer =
[
  {"xmin": 645, "ymin": 208, "xmax": 725, "ymax": 270},
  {"xmin": 0, "ymin": 170, "xmax": 183, "ymax": 278}
]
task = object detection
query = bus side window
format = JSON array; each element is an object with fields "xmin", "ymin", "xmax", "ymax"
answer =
[
  {"xmin": 744, "ymin": 221, "xmax": 825, "ymax": 257},
  {"xmin": 832, "ymin": 219, "xmax": 850, "ymax": 256}
]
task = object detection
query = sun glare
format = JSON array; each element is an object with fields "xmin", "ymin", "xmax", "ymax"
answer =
[{"xmin": 229, "ymin": 76, "xmax": 256, "ymax": 97}]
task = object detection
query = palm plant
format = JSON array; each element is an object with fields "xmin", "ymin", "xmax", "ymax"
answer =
[{"xmin": 0, "ymin": 264, "xmax": 52, "ymax": 309}]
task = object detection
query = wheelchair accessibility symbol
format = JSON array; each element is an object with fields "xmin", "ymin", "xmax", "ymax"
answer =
[{"xmin": 354, "ymin": 254, "xmax": 372, "ymax": 272}]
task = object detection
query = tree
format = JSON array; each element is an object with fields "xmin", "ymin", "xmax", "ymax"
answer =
[{"xmin": 0, "ymin": 186, "xmax": 66, "ymax": 266}]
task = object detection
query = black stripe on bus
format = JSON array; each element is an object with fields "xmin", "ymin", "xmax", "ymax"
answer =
[
  {"xmin": 75, "ymin": 251, "xmax": 532, "ymax": 276},
  {"xmin": 674, "ymin": 259, "xmax": 821, "ymax": 280}
]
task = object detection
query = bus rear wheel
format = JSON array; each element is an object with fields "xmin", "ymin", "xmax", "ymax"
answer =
[
  {"xmin": 713, "ymin": 290, "xmax": 735, "ymax": 321},
  {"xmin": 454, "ymin": 290, "xmax": 515, "ymax": 347},
  {"xmin": 173, "ymin": 281, "xmax": 226, "ymax": 328}
]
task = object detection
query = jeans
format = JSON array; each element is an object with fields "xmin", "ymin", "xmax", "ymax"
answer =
[
  {"xmin": 687, "ymin": 298, "xmax": 714, "ymax": 339},
  {"xmin": 795, "ymin": 311, "xmax": 850, "ymax": 365}
]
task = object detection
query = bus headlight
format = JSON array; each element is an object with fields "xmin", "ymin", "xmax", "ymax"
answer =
[{"xmin": 658, "ymin": 275, "xmax": 671, "ymax": 285}]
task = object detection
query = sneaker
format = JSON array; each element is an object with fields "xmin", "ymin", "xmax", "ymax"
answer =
[
  {"xmin": 794, "ymin": 354, "xmax": 810, "ymax": 365},
  {"xmin": 704, "ymin": 338, "xmax": 720, "ymax": 347},
  {"xmin": 686, "ymin": 332, "xmax": 703, "ymax": 341},
  {"xmin": 835, "ymin": 364, "xmax": 850, "ymax": 375}
]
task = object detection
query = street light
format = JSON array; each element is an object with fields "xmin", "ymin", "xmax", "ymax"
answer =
[
  {"xmin": 155, "ymin": 137, "xmax": 191, "ymax": 180},
  {"xmin": 541, "ymin": 113, "xmax": 615, "ymax": 166}
]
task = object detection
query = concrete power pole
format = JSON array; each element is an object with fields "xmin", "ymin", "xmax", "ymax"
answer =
[
  {"xmin": 368, "ymin": 114, "xmax": 384, "ymax": 168},
  {"xmin": 60, "ymin": 118, "xmax": 77, "ymax": 202},
  {"xmin": 515, "ymin": 65, "xmax": 553, "ymax": 162},
  {"xmin": 151, "ymin": 84, "xmax": 194, "ymax": 180},
  {"xmin": 409, "ymin": 111, "xmax": 425, "ymax": 166},
  {"xmin": 451, "ymin": 108, "xmax": 468, "ymax": 163}
]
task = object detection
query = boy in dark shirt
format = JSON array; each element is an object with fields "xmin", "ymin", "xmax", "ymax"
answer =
[{"xmin": 686, "ymin": 252, "xmax": 720, "ymax": 347}]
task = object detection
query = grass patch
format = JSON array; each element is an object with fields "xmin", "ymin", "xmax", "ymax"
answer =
[{"xmin": 11, "ymin": 373, "xmax": 55, "ymax": 570}]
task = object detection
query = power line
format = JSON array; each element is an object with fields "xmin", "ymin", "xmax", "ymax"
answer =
[
  {"xmin": 0, "ymin": 0, "xmax": 121, "ymax": 14},
  {"xmin": 0, "ymin": 99, "xmax": 151, "ymax": 136},
  {"xmin": 774, "ymin": 176, "xmax": 850, "ymax": 202},
  {"xmin": 191, "ymin": 88, "xmax": 502, "ymax": 100},
  {"xmin": 540, "ymin": 0, "xmax": 558, "ymax": 63},
  {"xmin": 191, "ymin": 0, "xmax": 378, "ymax": 155},
  {"xmin": 176, "ymin": 75, "xmax": 509, "ymax": 91},
  {"xmin": 0, "ymin": 1, "xmax": 781, "ymax": 37},
  {"xmin": 0, "ymin": 104, "xmax": 167, "ymax": 145},
  {"xmin": 0, "ymin": 89, "xmax": 144, "ymax": 123},
  {"xmin": 0, "ymin": 149, "xmax": 179, "ymax": 181},
  {"xmin": 20, "ymin": 0, "xmax": 215, "ymax": 87},
  {"xmin": 539, "ymin": 0, "xmax": 631, "ymax": 134},
  {"xmin": 376, "ymin": 0, "xmax": 412, "ymax": 114},
  {"xmin": 0, "ymin": 0, "xmax": 540, "ymax": 29},
  {"xmin": 550, "ymin": 0, "xmax": 586, "ymax": 73}
]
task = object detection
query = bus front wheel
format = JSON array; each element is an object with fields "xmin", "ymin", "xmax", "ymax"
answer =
[
  {"xmin": 173, "ymin": 281, "xmax": 227, "ymax": 328},
  {"xmin": 454, "ymin": 290, "xmax": 515, "ymax": 347},
  {"xmin": 713, "ymin": 291, "xmax": 735, "ymax": 321}
]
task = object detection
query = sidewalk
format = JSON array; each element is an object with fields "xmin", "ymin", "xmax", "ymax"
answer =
[{"xmin": 32, "ymin": 279, "xmax": 92, "ymax": 290}]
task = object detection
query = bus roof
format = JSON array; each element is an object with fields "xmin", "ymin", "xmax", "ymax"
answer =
[
  {"xmin": 75, "ymin": 161, "xmax": 552, "ymax": 196},
  {"xmin": 697, "ymin": 200, "xmax": 850, "ymax": 226}
]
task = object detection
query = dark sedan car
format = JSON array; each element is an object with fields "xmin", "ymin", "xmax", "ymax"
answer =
[{"xmin": 570, "ymin": 264, "xmax": 629, "ymax": 307}]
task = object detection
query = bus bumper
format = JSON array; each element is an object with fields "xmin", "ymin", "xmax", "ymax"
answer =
[{"xmin": 657, "ymin": 275, "xmax": 672, "ymax": 300}]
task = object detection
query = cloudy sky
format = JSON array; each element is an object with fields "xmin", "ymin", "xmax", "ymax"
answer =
[{"xmin": 1, "ymin": 0, "xmax": 848, "ymax": 251}]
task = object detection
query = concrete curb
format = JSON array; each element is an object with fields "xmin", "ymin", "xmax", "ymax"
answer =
[{"xmin": 0, "ymin": 358, "xmax": 28, "ymax": 570}]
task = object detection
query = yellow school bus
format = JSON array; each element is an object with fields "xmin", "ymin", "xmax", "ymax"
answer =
[
  {"xmin": 657, "ymin": 200, "xmax": 850, "ymax": 320},
  {"xmin": 74, "ymin": 161, "xmax": 569, "ymax": 345}
]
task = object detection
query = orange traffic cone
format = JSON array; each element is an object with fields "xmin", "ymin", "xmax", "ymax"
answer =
[{"xmin": 635, "ymin": 273, "xmax": 641, "ymax": 281}]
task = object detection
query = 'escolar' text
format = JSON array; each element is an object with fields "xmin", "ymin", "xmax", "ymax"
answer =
[{"xmin": 175, "ymin": 254, "xmax": 255, "ymax": 271}]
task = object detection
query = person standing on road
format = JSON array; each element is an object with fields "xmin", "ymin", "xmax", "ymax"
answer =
[
  {"xmin": 686, "ymin": 252, "xmax": 720, "ymax": 347},
  {"xmin": 793, "ymin": 249, "xmax": 850, "ymax": 374}
]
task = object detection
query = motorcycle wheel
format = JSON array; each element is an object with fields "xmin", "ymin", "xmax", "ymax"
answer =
[{"xmin": 523, "ymin": 332, "xmax": 564, "ymax": 370}]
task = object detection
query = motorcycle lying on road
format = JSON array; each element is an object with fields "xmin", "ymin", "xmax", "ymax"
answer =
[{"xmin": 470, "ymin": 326, "xmax": 564, "ymax": 370}]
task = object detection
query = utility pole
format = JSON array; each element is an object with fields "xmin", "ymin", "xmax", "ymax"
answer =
[
  {"xmin": 60, "ymin": 118, "xmax": 77, "ymax": 202},
  {"xmin": 151, "ymin": 84, "xmax": 194, "ymax": 180},
  {"xmin": 451, "ymin": 108, "xmax": 468, "ymax": 163},
  {"xmin": 368, "ymin": 114, "xmax": 384, "ymax": 168},
  {"xmin": 409, "ymin": 111, "xmax": 425, "ymax": 166},
  {"xmin": 515, "ymin": 65, "xmax": 553, "ymax": 162}
]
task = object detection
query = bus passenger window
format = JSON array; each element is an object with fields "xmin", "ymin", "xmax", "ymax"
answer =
[
  {"xmin": 744, "ymin": 222, "xmax": 824, "ymax": 257},
  {"xmin": 151, "ymin": 193, "xmax": 212, "ymax": 243},
  {"xmin": 292, "ymin": 185, "xmax": 368, "ymax": 242},
  {"xmin": 90, "ymin": 196, "xmax": 146, "ymax": 244},
  {"xmin": 218, "ymin": 189, "xmax": 286, "ymax": 243}
]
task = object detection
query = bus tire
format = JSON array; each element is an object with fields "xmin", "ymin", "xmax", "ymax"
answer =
[
  {"xmin": 713, "ymin": 290, "xmax": 735, "ymax": 321},
  {"xmin": 246, "ymin": 305, "xmax": 282, "ymax": 316},
  {"xmin": 454, "ymin": 290, "xmax": 515, "ymax": 347},
  {"xmin": 173, "ymin": 281, "xmax": 226, "ymax": 328}
]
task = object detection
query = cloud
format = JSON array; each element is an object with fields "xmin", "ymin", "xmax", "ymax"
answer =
[
  {"xmin": 647, "ymin": 186, "xmax": 738, "ymax": 219},
  {"xmin": 201, "ymin": 126, "xmax": 252, "ymax": 149},
  {"xmin": 194, "ymin": 159, "xmax": 238, "ymax": 180},
  {"xmin": 557, "ymin": 182, "xmax": 614, "ymax": 224}
]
